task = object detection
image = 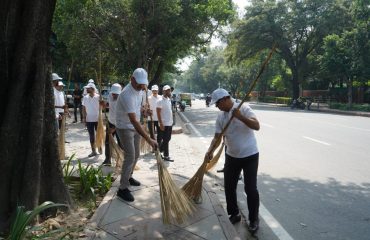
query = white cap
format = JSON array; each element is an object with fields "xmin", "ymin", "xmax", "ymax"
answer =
[
  {"xmin": 85, "ymin": 83, "xmax": 96, "ymax": 89},
  {"xmin": 211, "ymin": 88, "xmax": 230, "ymax": 105},
  {"xmin": 110, "ymin": 83, "xmax": 122, "ymax": 94},
  {"xmin": 58, "ymin": 81, "xmax": 65, "ymax": 86},
  {"xmin": 132, "ymin": 68, "xmax": 148, "ymax": 85},
  {"xmin": 51, "ymin": 73, "xmax": 62, "ymax": 81},
  {"xmin": 88, "ymin": 79, "xmax": 95, "ymax": 83},
  {"xmin": 163, "ymin": 85, "xmax": 171, "ymax": 91},
  {"xmin": 151, "ymin": 85, "xmax": 159, "ymax": 91}
]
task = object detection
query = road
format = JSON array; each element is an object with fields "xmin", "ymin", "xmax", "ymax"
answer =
[{"xmin": 179, "ymin": 99, "xmax": 370, "ymax": 240}]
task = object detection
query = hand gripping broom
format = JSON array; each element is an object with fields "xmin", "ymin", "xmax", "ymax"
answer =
[{"xmin": 182, "ymin": 44, "xmax": 277, "ymax": 202}]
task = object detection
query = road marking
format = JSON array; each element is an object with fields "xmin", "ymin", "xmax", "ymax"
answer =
[
  {"xmin": 261, "ymin": 122, "xmax": 275, "ymax": 128},
  {"xmin": 182, "ymin": 110, "xmax": 293, "ymax": 240},
  {"xmin": 303, "ymin": 136, "xmax": 331, "ymax": 146}
]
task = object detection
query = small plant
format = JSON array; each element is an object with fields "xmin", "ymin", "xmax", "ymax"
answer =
[
  {"xmin": 77, "ymin": 160, "xmax": 113, "ymax": 200},
  {"xmin": 7, "ymin": 201, "xmax": 67, "ymax": 240},
  {"xmin": 62, "ymin": 154, "xmax": 76, "ymax": 185}
]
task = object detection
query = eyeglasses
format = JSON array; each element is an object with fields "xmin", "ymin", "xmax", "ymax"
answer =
[{"xmin": 215, "ymin": 98, "xmax": 224, "ymax": 107}]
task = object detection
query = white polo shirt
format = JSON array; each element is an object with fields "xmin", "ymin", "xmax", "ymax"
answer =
[
  {"xmin": 115, "ymin": 83, "xmax": 143, "ymax": 130},
  {"xmin": 157, "ymin": 96, "xmax": 173, "ymax": 126},
  {"xmin": 108, "ymin": 94, "xmax": 119, "ymax": 125},
  {"xmin": 215, "ymin": 102, "xmax": 258, "ymax": 158},
  {"xmin": 82, "ymin": 93, "xmax": 100, "ymax": 122},
  {"xmin": 148, "ymin": 95, "xmax": 162, "ymax": 121},
  {"xmin": 54, "ymin": 87, "xmax": 65, "ymax": 114}
]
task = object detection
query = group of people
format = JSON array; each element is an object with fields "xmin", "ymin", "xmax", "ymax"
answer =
[{"xmin": 52, "ymin": 67, "xmax": 261, "ymax": 234}]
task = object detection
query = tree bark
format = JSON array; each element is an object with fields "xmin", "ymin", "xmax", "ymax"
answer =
[
  {"xmin": 291, "ymin": 68, "xmax": 300, "ymax": 100},
  {"xmin": 0, "ymin": 0, "xmax": 72, "ymax": 232}
]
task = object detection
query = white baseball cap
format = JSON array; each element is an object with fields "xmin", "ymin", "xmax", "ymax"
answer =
[
  {"xmin": 211, "ymin": 88, "xmax": 230, "ymax": 105},
  {"xmin": 51, "ymin": 73, "xmax": 62, "ymax": 81},
  {"xmin": 88, "ymin": 79, "xmax": 95, "ymax": 83},
  {"xmin": 110, "ymin": 83, "xmax": 122, "ymax": 94},
  {"xmin": 151, "ymin": 85, "xmax": 159, "ymax": 91},
  {"xmin": 132, "ymin": 68, "xmax": 148, "ymax": 85},
  {"xmin": 163, "ymin": 85, "xmax": 171, "ymax": 91},
  {"xmin": 85, "ymin": 83, "xmax": 96, "ymax": 89},
  {"xmin": 58, "ymin": 81, "xmax": 65, "ymax": 86}
]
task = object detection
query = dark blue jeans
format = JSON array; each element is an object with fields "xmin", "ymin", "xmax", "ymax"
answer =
[{"xmin": 224, "ymin": 152, "xmax": 259, "ymax": 222}]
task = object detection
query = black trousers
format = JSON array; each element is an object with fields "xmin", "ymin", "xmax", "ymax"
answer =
[
  {"xmin": 86, "ymin": 122, "xmax": 97, "ymax": 144},
  {"xmin": 224, "ymin": 152, "xmax": 259, "ymax": 222},
  {"xmin": 105, "ymin": 121, "xmax": 121, "ymax": 161},
  {"xmin": 147, "ymin": 120, "xmax": 159, "ymax": 140},
  {"xmin": 73, "ymin": 102, "xmax": 83, "ymax": 122},
  {"xmin": 157, "ymin": 126, "xmax": 172, "ymax": 157}
]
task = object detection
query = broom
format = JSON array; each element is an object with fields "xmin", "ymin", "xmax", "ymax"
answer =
[
  {"xmin": 95, "ymin": 49, "xmax": 105, "ymax": 154},
  {"xmin": 140, "ymin": 90, "xmax": 152, "ymax": 154},
  {"xmin": 155, "ymin": 149, "xmax": 195, "ymax": 224},
  {"xmin": 205, "ymin": 142, "xmax": 225, "ymax": 171},
  {"xmin": 58, "ymin": 114, "xmax": 66, "ymax": 160},
  {"xmin": 182, "ymin": 44, "xmax": 277, "ymax": 201}
]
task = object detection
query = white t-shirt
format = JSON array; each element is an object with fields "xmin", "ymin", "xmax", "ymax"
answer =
[
  {"xmin": 148, "ymin": 95, "xmax": 162, "ymax": 121},
  {"xmin": 82, "ymin": 93, "xmax": 100, "ymax": 122},
  {"xmin": 54, "ymin": 87, "xmax": 65, "ymax": 114},
  {"xmin": 157, "ymin": 96, "xmax": 173, "ymax": 126},
  {"xmin": 108, "ymin": 94, "xmax": 118, "ymax": 125},
  {"xmin": 215, "ymin": 102, "xmax": 258, "ymax": 158},
  {"xmin": 115, "ymin": 83, "xmax": 143, "ymax": 129}
]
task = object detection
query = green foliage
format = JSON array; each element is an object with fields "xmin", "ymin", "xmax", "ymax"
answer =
[
  {"xmin": 62, "ymin": 154, "xmax": 76, "ymax": 185},
  {"xmin": 77, "ymin": 160, "xmax": 113, "ymax": 199},
  {"xmin": 329, "ymin": 102, "xmax": 370, "ymax": 112},
  {"xmin": 7, "ymin": 202, "xmax": 67, "ymax": 240},
  {"xmin": 52, "ymin": 0, "xmax": 235, "ymax": 84}
]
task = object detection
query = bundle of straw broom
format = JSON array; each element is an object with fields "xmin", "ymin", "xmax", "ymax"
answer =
[
  {"xmin": 58, "ymin": 115, "xmax": 66, "ymax": 160},
  {"xmin": 182, "ymin": 44, "xmax": 277, "ymax": 201},
  {"xmin": 155, "ymin": 149, "xmax": 195, "ymax": 224}
]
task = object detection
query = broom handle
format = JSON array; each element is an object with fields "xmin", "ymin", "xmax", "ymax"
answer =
[
  {"xmin": 209, "ymin": 44, "xmax": 277, "ymax": 153},
  {"xmin": 145, "ymin": 87, "xmax": 155, "ymax": 138}
]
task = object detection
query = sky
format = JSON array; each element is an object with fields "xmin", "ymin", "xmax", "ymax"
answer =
[{"xmin": 176, "ymin": 0, "xmax": 250, "ymax": 71}]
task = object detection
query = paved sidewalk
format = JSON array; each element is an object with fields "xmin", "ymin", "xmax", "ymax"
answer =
[{"xmin": 84, "ymin": 115, "xmax": 244, "ymax": 240}]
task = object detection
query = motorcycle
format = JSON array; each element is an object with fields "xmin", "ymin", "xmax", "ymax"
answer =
[
  {"xmin": 291, "ymin": 98, "xmax": 306, "ymax": 110},
  {"xmin": 179, "ymin": 101, "xmax": 186, "ymax": 112}
]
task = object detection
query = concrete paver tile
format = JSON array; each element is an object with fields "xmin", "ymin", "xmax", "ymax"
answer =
[
  {"xmin": 185, "ymin": 214, "xmax": 227, "ymax": 240},
  {"xmin": 100, "ymin": 198, "xmax": 144, "ymax": 226}
]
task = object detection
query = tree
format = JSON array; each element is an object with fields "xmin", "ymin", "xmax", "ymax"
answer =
[
  {"xmin": 52, "ymin": 0, "xmax": 235, "ymax": 86},
  {"xmin": 227, "ymin": 0, "xmax": 349, "ymax": 99},
  {"xmin": 0, "ymin": 0, "xmax": 72, "ymax": 232}
]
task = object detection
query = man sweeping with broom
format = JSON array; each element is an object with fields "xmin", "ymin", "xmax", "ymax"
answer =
[
  {"xmin": 205, "ymin": 88, "xmax": 261, "ymax": 234},
  {"xmin": 115, "ymin": 68, "xmax": 158, "ymax": 202}
]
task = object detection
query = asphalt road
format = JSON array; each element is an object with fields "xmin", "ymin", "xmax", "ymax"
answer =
[{"xmin": 180, "ymin": 99, "xmax": 370, "ymax": 240}]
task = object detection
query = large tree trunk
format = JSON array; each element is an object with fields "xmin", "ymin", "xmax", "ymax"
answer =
[
  {"xmin": 291, "ymin": 68, "xmax": 300, "ymax": 100},
  {"xmin": 0, "ymin": 0, "xmax": 72, "ymax": 232}
]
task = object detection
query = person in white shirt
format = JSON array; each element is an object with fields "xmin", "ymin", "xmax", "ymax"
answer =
[
  {"xmin": 82, "ymin": 83, "xmax": 101, "ymax": 157},
  {"xmin": 147, "ymin": 85, "xmax": 162, "ymax": 141},
  {"xmin": 115, "ymin": 68, "xmax": 158, "ymax": 202},
  {"xmin": 51, "ymin": 73, "xmax": 67, "ymax": 129},
  {"xmin": 204, "ymin": 88, "xmax": 260, "ymax": 234},
  {"xmin": 156, "ymin": 85, "xmax": 174, "ymax": 162},
  {"xmin": 102, "ymin": 83, "xmax": 122, "ymax": 166}
]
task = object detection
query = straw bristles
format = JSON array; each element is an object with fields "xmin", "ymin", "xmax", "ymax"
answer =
[
  {"xmin": 95, "ymin": 109, "xmax": 105, "ymax": 150},
  {"xmin": 140, "ymin": 120, "xmax": 152, "ymax": 154},
  {"xmin": 206, "ymin": 142, "xmax": 225, "ymax": 171},
  {"xmin": 155, "ymin": 150, "xmax": 195, "ymax": 224},
  {"xmin": 182, "ymin": 161, "xmax": 207, "ymax": 202},
  {"xmin": 58, "ymin": 115, "xmax": 66, "ymax": 160},
  {"xmin": 108, "ymin": 133, "xmax": 124, "ymax": 174}
]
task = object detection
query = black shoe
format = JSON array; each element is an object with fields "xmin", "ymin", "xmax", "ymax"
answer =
[
  {"xmin": 88, "ymin": 151, "xmax": 97, "ymax": 157},
  {"xmin": 248, "ymin": 219, "xmax": 259, "ymax": 234},
  {"xmin": 117, "ymin": 188, "xmax": 134, "ymax": 202},
  {"xmin": 217, "ymin": 168, "xmax": 224, "ymax": 173},
  {"xmin": 229, "ymin": 213, "xmax": 241, "ymax": 224},
  {"xmin": 72, "ymin": 120, "xmax": 77, "ymax": 123},
  {"xmin": 102, "ymin": 159, "xmax": 111, "ymax": 166},
  {"xmin": 163, "ymin": 156, "xmax": 174, "ymax": 162},
  {"xmin": 129, "ymin": 177, "xmax": 141, "ymax": 186}
]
